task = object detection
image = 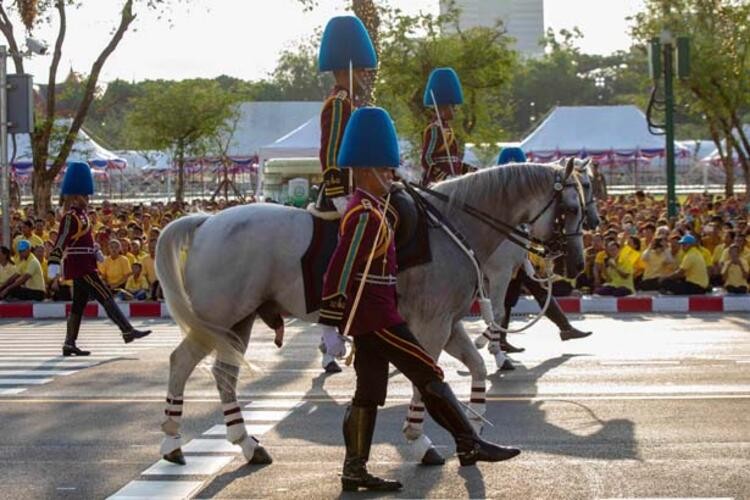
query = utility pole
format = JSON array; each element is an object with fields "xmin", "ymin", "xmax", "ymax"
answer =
[
  {"xmin": 661, "ymin": 27, "xmax": 677, "ymax": 218},
  {"xmin": 1, "ymin": 46, "xmax": 9, "ymax": 247}
]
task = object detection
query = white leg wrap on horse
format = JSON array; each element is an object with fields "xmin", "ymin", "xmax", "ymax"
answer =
[
  {"xmin": 402, "ymin": 403, "xmax": 425, "ymax": 441},
  {"xmin": 492, "ymin": 349, "xmax": 507, "ymax": 368},
  {"xmin": 223, "ymin": 402, "xmax": 247, "ymax": 444},
  {"xmin": 162, "ymin": 393, "xmax": 183, "ymax": 436},
  {"xmin": 474, "ymin": 328, "xmax": 491, "ymax": 349},
  {"xmin": 160, "ymin": 434, "xmax": 183, "ymax": 455},
  {"xmin": 239, "ymin": 434, "xmax": 260, "ymax": 461},
  {"xmin": 405, "ymin": 434, "xmax": 434, "ymax": 462},
  {"xmin": 321, "ymin": 353, "xmax": 336, "ymax": 369}
]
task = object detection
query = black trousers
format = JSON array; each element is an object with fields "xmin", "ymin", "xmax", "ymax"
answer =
[
  {"xmin": 7, "ymin": 287, "xmax": 45, "ymax": 301},
  {"xmin": 726, "ymin": 285, "xmax": 748, "ymax": 294},
  {"xmin": 71, "ymin": 272, "xmax": 132, "ymax": 332},
  {"xmin": 353, "ymin": 323, "xmax": 444, "ymax": 408},
  {"xmin": 503, "ymin": 269, "xmax": 571, "ymax": 331},
  {"xmin": 637, "ymin": 277, "xmax": 661, "ymax": 291},
  {"xmin": 659, "ymin": 278, "xmax": 707, "ymax": 295}
]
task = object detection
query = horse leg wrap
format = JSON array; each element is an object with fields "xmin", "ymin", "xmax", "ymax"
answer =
[
  {"xmin": 486, "ymin": 329, "xmax": 502, "ymax": 355},
  {"xmin": 402, "ymin": 403, "xmax": 425, "ymax": 441},
  {"xmin": 405, "ymin": 433, "xmax": 435, "ymax": 462},
  {"xmin": 161, "ymin": 394, "xmax": 183, "ymax": 436},
  {"xmin": 223, "ymin": 402, "xmax": 246, "ymax": 444},
  {"xmin": 160, "ymin": 434, "xmax": 183, "ymax": 456},
  {"xmin": 469, "ymin": 382, "xmax": 487, "ymax": 434},
  {"xmin": 474, "ymin": 328, "xmax": 492, "ymax": 349}
]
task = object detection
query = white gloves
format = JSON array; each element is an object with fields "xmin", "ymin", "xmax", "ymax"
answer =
[
  {"xmin": 321, "ymin": 325, "xmax": 346, "ymax": 359},
  {"xmin": 332, "ymin": 196, "xmax": 350, "ymax": 216},
  {"xmin": 523, "ymin": 258, "xmax": 536, "ymax": 277},
  {"xmin": 47, "ymin": 264, "xmax": 60, "ymax": 280}
]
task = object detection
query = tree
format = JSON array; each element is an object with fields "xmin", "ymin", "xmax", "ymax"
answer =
[
  {"xmin": 125, "ymin": 79, "xmax": 236, "ymax": 203},
  {"xmin": 376, "ymin": 6, "xmax": 518, "ymax": 159},
  {"xmin": 0, "ymin": 0, "xmax": 186, "ymax": 212},
  {"xmin": 631, "ymin": 0, "xmax": 750, "ymax": 197}
]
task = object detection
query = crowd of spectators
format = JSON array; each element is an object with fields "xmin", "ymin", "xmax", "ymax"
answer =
[{"xmin": 0, "ymin": 191, "xmax": 748, "ymax": 303}]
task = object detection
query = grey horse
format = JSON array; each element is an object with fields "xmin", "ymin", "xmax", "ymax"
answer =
[{"xmin": 155, "ymin": 161, "xmax": 587, "ymax": 466}]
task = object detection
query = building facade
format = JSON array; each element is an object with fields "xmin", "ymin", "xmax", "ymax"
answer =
[{"xmin": 440, "ymin": 0, "xmax": 545, "ymax": 57}]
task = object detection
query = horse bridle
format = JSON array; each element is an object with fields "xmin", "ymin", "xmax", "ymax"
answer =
[{"xmin": 406, "ymin": 169, "xmax": 586, "ymax": 259}]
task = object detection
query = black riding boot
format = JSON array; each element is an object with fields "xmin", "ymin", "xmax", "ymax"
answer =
[
  {"xmin": 546, "ymin": 300, "xmax": 592, "ymax": 341},
  {"xmin": 62, "ymin": 312, "xmax": 90, "ymax": 356},
  {"xmin": 341, "ymin": 405, "xmax": 402, "ymax": 492},
  {"xmin": 101, "ymin": 296, "xmax": 152, "ymax": 343},
  {"xmin": 421, "ymin": 381, "xmax": 520, "ymax": 466}
]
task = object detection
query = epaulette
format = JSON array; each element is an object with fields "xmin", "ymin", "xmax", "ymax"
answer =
[{"xmin": 334, "ymin": 89, "xmax": 349, "ymax": 101}]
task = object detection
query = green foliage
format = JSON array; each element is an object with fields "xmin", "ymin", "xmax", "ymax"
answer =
[{"xmin": 376, "ymin": 5, "xmax": 518, "ymax": 156}]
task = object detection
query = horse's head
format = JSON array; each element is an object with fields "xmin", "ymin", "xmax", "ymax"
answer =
[
  {"xmin": 531, "ymin": 158, "xmax": 586, "ymax": 278},
  {"xmin": 569, "ymin": 158, "xmax": 601, "ymax": 231}
]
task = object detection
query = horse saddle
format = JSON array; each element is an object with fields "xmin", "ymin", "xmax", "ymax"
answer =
[{"xmin": 300, "ymin": 185, "xmax": 433, "ymax": 313}]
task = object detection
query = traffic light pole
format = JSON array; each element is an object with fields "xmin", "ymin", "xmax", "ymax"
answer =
[{"xmin": 662, "ymin": 35, "xmax": 677, "ymax": 219}]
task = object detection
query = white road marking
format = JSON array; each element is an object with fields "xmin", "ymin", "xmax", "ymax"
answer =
[
  {"xmin": 142, "ymin": 455, "xmax": 234, "ymax": 476},
  {"xmin": 245, "ymin": 399, "xmax": 304, "ymax": 409},
  {"xmin": 0, "ymin": 369, "xmax": 79, "ymax": 376},
  {"xmin": 599, "ymin": 361, "xmax": 681, "ymax": 366},
  {"xmin": 108, "ymin": 480, "xmax": 203, "ymax": 499},
  {"xmin": 0, "ymin": 378, "xmax": 52, "ymax": 385},
  {"xmin": 0, "ymin": 361, "xmax": 95, "ymax": 368},
  {"xmin": 203, "ymin": 423, "xmax": 275, "ymax": 436},
  {"xmin": 182, "ymin": 439, "xmax": 241, "ymax": 453},
  {"xmin": 240, "ymin": 409, "xmax": 293, "ymax": 421},
  {"xmin": 0, "ymin": 388, "xmax": 26, "ymax": 395}
]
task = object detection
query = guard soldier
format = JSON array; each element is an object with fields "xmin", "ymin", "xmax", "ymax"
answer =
[
  {"xmin": 319, "ymin": 107, "xmax": 520, "ymax": 492},
  {"xmin": 48, "ymin": 162, "xmax": 152, "ymax": 356},
  {"xmin": 420, "ymin": 67, "xmax": 475, "ymax": 186},
  {"xmin": 316, "ymin": 15, "xmax": 377, "ymax": 215}
]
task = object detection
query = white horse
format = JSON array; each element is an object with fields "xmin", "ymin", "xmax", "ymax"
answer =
[{"xmin": 155, "ymin": 161, "xmax": 587, "ymax": 466}]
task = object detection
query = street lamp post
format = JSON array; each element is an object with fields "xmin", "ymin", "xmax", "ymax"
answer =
[
  {"xmin": 661, "ymin": 29, "xmax": 678, "ymax": 218},
  {"xmin": 1, "ymin": 46, "xmax": 9, "ymax": 247}
]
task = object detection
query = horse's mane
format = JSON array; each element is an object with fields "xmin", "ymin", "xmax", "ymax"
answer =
[{"xmin": 432, "ymin": 163, "xmax": 560, "ymax": 215}]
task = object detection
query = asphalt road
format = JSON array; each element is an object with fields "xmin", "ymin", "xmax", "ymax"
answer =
[{"xmin": 0, "ymin": 314, "xmax": 748, "ymax": 499}]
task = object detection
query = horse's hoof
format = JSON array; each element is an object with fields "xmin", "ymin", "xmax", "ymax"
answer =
[
  {"xmin": 420, "ymin": 446, "xmax": 445, "ymax": 466},
  {"xmin": 499, "ymin": 359, "xmax": 515, "ymax": 371},
  {"xmin": 163, "ymin": 448, "xmax": 186, "ymax": 465},
  {"xmin": 324, "ymin": 361, "xmax": 342, "ymax": 374},
  {"xmin": 249, "ymin": 445, "xmax": 273, "ymax": 465}
]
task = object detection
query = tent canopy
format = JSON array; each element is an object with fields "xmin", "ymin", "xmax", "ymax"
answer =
[
  {"xmin": 258, "ymin": 117, "xmax": 320, "ymax": 161},
  {"xmin": 520, "ymin": 105, "xmax": 686, "ymax": 164}
]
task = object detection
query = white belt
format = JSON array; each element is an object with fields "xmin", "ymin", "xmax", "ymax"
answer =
[
  {"xmin": 64, "ymin": 247, "xmax": 96, "ymax": 256},
  {"xmin": 355, "ymin": 273, "xmax": 397, "ymax": 286}
]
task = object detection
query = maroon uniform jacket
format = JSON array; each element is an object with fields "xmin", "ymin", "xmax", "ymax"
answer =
[
  {"xmin": 319, "ymin": 85, "xmax": 354, "ymax": 198},
  {"xmin": 319, "ymin": 189, "xmax": 404, "ymax": 336},
  {"xmin": 48, "ymin": 207, "xmax": 98, "ymax": 280},
  {"xmin": 420, "ymin": 120, "xmax": 471, "ymax": 185}
]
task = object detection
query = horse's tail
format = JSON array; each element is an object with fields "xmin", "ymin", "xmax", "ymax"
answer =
[{"xmin": 156, "ymin": 214, "xmax": 248, "ymax": 368}]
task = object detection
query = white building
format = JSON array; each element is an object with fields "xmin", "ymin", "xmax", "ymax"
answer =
[{"xmin": 440, "ymin": 0, "xmax": 545, "ymax": 57}]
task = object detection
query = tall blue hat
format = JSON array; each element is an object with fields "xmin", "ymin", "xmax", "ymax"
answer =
[
  {"xmin": 423, "ymin": 67, "xmax": 464, "ymax": 107},
  {"xmin": 319, "ymin": 16, "xmax": 377, "ymax": 72},
  {"xmin": 60, "ymin": 161, "xmax": 94, "ymax": 196},
  {"xmin": 337, "ymin": 107, "xmax": 400, "ymax": 168},
  {"xmin": 497, "ymin": 147, "xmax": 527, "ymax": 165}
]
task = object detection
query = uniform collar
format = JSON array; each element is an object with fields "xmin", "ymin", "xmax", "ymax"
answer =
[{"xmin": 356, "ymin": 188, "xmax": 387, "ymax": 210}]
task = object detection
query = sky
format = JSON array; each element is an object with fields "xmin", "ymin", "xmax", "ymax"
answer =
[{"xmin": 15, "ymin": 0, "xmax": 646, "ymax": 84}]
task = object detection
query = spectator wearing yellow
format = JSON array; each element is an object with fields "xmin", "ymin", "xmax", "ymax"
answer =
[
  {"xmin": 0, "ymin": 240, "xmax": 46, "ymax": 301},
  {"xmin": 638, "ymin": 236, "xmax": 673, "ymax": 291},
  {"xmin": 0, "ymin": 246, "xmax": 18, "ymax": 293},
  {"xmin": 120, "ymin": 262, "xmax": 149, "ymax": 301},
  {"xmin": 33, "ymin": 218, "xmax": 48, "ymax": 243},
  {"xmin": 120, "ymin": 238, "xmax": 137, "ymax": 266},
  {"xmin": 660, "ymin": 234, "xmax": 709, "ymax": 295},
  {"xmin": 722, "ymin": 244, "xmax": 749, "ymax": 294},
  {"xmin": 12, "ymin": 220, "xmax": 43, "ymax": 256},
  {"xmin": 595, "ymin": 240, "xmax": 634, "ymax": 297},
  {"xmin": 100, "ymin": 239, "xmax": 132, "ymax": 290},
  {"xmin": 32, "ymin": 245, "xmax": 48, "ymax": 286}
]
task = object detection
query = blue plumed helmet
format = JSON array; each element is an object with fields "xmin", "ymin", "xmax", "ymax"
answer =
[
  {"xmin": 497, "ymin": 147, "xmax": 527, "ymax": 165},
  {"xmin": 337, "ymin": 107, "xmax": 400, "ymax": 168},
  {"xmin": 319, "ymin": 16, "xmax": 377, "ymax": 72},
  {"xmin": 60, "ymin": 161, "xmax": 94, "ymax": 196},
  {"xmin": 423, "ymin": 67, "xmax": 464, "ymax": 107}
]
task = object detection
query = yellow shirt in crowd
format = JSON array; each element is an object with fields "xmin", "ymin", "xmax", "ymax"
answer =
[
  {"xmin": 604, "ymin": 258, "xmax": 635, "ymax": 292},
  {"xmin": 139, "ymin": 254, "xmax": 157, "ymax": 284},
  {"xmin": 100, "ymin": 255, "xmax": 131, "ymax": 288},
  {"xmin": 680, "ymin": 247, "xmax": 709, "ymax": 289},
  {"xmin": 0, "ymin": 262, "xmax": 17, "ymax": 285},
  {"xmin": 640, "ymin": 248, "xmax": 671, "ymax": 280},
  {"xmin": 125, "ymin": 273, "xmax": 149, "ymax": 293},
  {"xmin": 722, "ymin": 260, "xmax": 749, "ymax": 288},
  {"xmin": 16, "ymin": 255, "xmax": 45, "ymax": 292}
]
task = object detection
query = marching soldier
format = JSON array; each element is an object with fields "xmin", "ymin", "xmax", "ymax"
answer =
[
  {"xmin": 319, "ymin": 107, "xmax": 520, "ymax": 492},
  {"xmin": 420, "ymin": 67, "xmax": 475, "ymax": 186},
  {"xmin": 48, "ymin": 162, "xmax": 152, "ymax": 356},
  {"xmin": 316, "ymin": 15, "xmax": 377, "ymax": 216}
]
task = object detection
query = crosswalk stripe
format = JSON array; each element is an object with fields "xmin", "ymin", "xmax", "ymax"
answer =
[
  {"xmin": 142, "ymin": 456, "xmax": 235, "ymax": 476},
  {"xmin": 0, "ymin": 369, "xmax": 80, "ymax": 376},
  {"xmin": 203, "ymin": 423, "xmax": 275, "ymax": 436},
  {"xmin": 108, "ymin": 480, "xmax": 203, "ymax": 499},
  {"xmin": 0, "ymin": 378, "xmax": 52, "ymax": 385}
]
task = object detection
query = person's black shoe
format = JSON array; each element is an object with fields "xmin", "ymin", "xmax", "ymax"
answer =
[
  {"xmin": 559, "ymin": 327, "xmax": 592, "ymax": 341},
  {"xmin": 123, "ymin": 328, "xmax": 152, "ymax": 344},
  {"xmin": 341, "ymin": 465, "xmax": 403, "ymax": 492},
  {"xmin": 62, "ymin": 344, "xmax": 91, "ymax": 356},
  {"xmin": 500, "ymin": 340, "xmax": 525, "ymax": 353},
  {"xmin": 457, "ymin": 438, "xmax": 521, "ymax": 466}
]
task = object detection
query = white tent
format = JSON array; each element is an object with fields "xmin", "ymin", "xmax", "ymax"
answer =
[
  {"xmin": 520, "ymin": 105, "xmax": 687, "ymax": 165},
  {"xmin": 702, "ymin": 125, "xmax": 750, "ymax": 165},
  {"xmin": 258, "ymin": 117, "xmax": 320, "ymax": 161}
]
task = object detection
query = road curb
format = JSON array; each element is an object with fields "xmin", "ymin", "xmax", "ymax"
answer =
[{"xmin": 1, "ymin": 296, "xmax": 749, "ymax": 320}]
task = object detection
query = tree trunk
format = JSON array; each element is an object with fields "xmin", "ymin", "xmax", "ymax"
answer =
[
  {"xmin": 32, "ymin": 172, "xmax": 54, "ymax": 214},
  {"xmin": 707, "ymin": 119, "xmax": 733, "ymax": 197},
  {"xmin": 175, "ymin": 147, "xmax": 185, "ymax": 204}
]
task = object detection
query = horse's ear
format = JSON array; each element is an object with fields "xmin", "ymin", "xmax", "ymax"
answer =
[
  {"xmin": 558, "ymin": 157, "xmax": 567, "ymax": 167},
  {"xmin": 564, "ymin": 157, "xmax": 575, "ymax": 179}
]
